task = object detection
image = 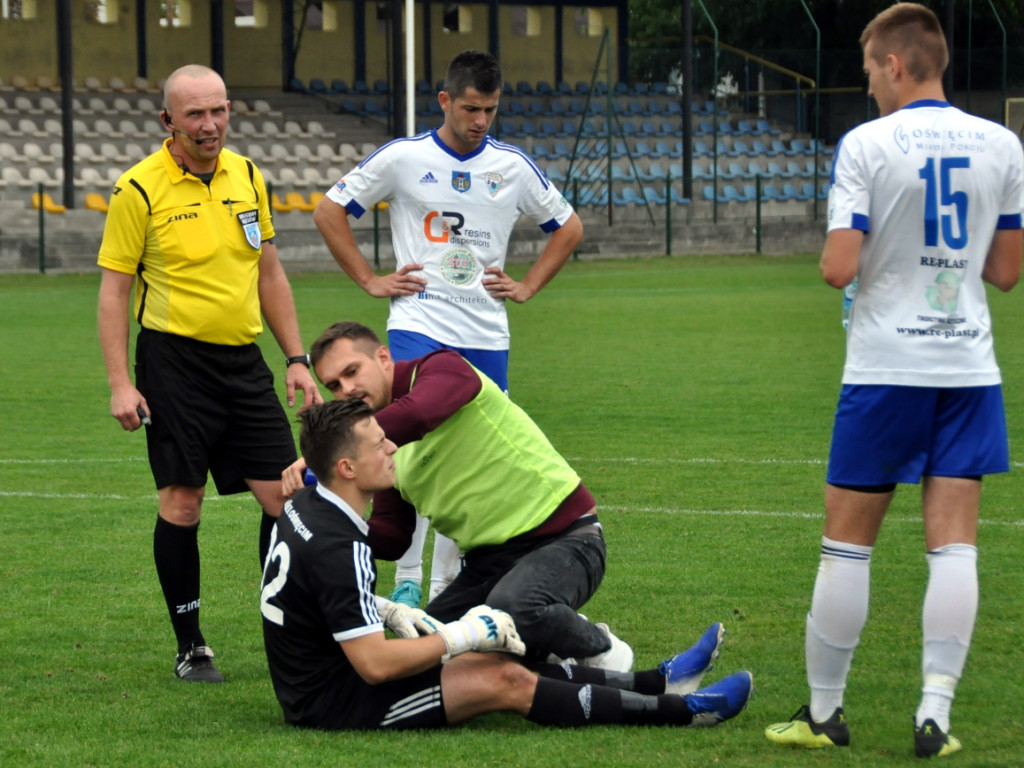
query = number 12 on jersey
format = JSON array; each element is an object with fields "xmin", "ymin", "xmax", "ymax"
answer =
[{"xmin": 918, "ymin": 156, "xmax": 970, "ymax": 249}]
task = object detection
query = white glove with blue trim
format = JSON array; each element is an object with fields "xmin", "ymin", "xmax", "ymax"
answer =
[{"xmin": 436, "ymin": 605, "xmax": 526, "ymax": 662}]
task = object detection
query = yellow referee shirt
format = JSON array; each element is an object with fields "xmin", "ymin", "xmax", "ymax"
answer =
[{"xmin": 97, "ymin": 138, "xmax": 276, "ymax": 346}]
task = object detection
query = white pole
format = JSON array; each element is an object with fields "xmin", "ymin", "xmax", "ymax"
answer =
[{"xmin": 405, "ymin": 0, "xmax": 415, "ymax": 136}]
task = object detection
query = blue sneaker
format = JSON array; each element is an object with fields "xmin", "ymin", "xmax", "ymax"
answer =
[
  {"xmin": 685, "ymin": 670, "xmax": 754, "ymax": 727},
  {"xmin": 389, "ymin": 579, "xmax": 422, "ymax": 608},
  {"xmin": 660, "ymin": 622, "xmax": 725, "ymax": 694}
]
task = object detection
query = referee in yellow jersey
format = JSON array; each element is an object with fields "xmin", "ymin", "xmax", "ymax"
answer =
[{"xmin": 97, "ymin": 64, "xmax": 322, "ymax": 683}]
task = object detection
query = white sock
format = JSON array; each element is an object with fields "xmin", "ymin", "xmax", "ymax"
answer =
[
  {"xmin": 806, "ymin": 536, "xmax": 872, "ymax": 722},
  {"xmin": 916, "ymin": 544, "xmax": 977, "ymax": 732},
  {"xmin": 394, "ymin": 514, "xmax": 429, "ymax": 585},
  {"xmin": 428, "ymin": 532, "xmax": 462, "ymax": 600}
]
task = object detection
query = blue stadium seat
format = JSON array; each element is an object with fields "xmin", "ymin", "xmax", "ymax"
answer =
[
  {"xmin": 639, "ymin": 162, "xmax": 667, "ymax": 182},
  {"xmin": 538, "ymin": 120, "xmax": 557, "ymax": 138},
  {"xmin": 662, "ymin": 100, "xmax": 683, "ymax": 117},
  {"xmin": 730, "ymin": 140, "xmax": 755, "ymax": 157},
  {"xmin": 373, "ymin": 79, "xmax": 388, "ymax": 94},
  {"xmin": 728, "ymin": 162, "xmax": 755, "ymax": 180},
  {"xmin": 614, "ymin": 81, "xmax": 630, "ymax": 96},
  {"xmin": 658, "ymin": 120, "xmax": 677, "ymax": 136},
  {"xmin": 309, "ymin": 78, "xmax": 328, "ymax": 94},
  {"xmin": 612, "ymin": 164, "xmax": 637, "ymax": 182},
  {"xmin": 504, "ymin": 100, "xmax": 524, "ymax": 116},
  {"xmin": 330, "ymin": 79, "xmax": 349, "ymax": 94},
  {"xmin": 669, "ymin": 186, "xmax": 691, "ymax": 204},
  {"xmin": 536, "ymin": 80, "xmax": 553, "ymax": 95},
  {"xmin": 626, "ymin": 101, "xmax": 645, "ymax": 117},
  {"xmin": 614, "ymin": 187, "xmax": 647, "ymax": 206},
  {"xmin": 736, "ymin": 119, "xmax": 755, "ymax": 135},
  {"xmin": 639, "ymin": 120, "xmax": 658, "ymax": 137},
  {"xmin": 654, "ymin": 140, "xmax": 674, "ymax": 158},
  {"xmin": 802, "ymin": 182, "xmax": 818, "ymax": 200},
  {"xmin": 767, "ymin": 161, "xmax": 791, "ymax": 178},
  {"xmin": 574, "ymin": 81, "xmax": 590, "ymax": 95},
  {"xmin": 351, "ymin": 80, "xmax": 370, "ymax": 94},
  {"xmin": 787, "ymin": 160, "xmax": 813, "ymax": 179},
  {"xmin": 549, "ymin": 101, "xmax": 567, "ymax": 118},
  {"xmin": 783, "ymin": 182, "xmax": 810, "ymax": 201},
  {"xmin": 717, "ymin": 120, "xmax": 734, "ymax": 135},
  {"xmin": 773, "ymin": 139, "xmax": 798, "ymax": 157},
  {"xmin": 698, "ymin": 120, "xmax": 714, "ymax": 136},
  {"xmin": 552, "ymin": 141, "xmax": 572, "ymax": 158},
  {"xmin": 634, "ymin": 140, "xmax": 656, "ymax": 158},
  {"xmin": 747, "ymin": 160, "xmax": 767, "ymax": 178},
  {"xmin": 288, "ymin": 77, "xmax": 308, "ymax": 93},
  {"xmin": 642, "ymin": 185, "xmax": 668, "ymax": 205},
  {"xmin": 751, "ymin": 139, "xmax": 776, "ymax": 157},
  {"xmin": 556, "ymin": 81, "xmax": 574, "ymax": 96},
  {"xmin": 694, "ymin": 140, "xmax": 712, "ymax": 157},
  {"xmin": 790, "ymin": 139, "xmax": 815, "ymax": 155},
  {"xmin": 762, "ymin": 183, "xmax": 785, "ymax": 201},
  {"xmin": 742, "ymin": 184, "xmax": 758, "ymax": 200},
  {"xmin": 545, "ymin": 164, "xmax": 566, "ymax": 182},
  {"xmin": 533, "ymin": 142, "xmax": 550, "ymax": 161},
  {"xmin": 516, "ymin": 80, "xmax": 533, "ymax": 95},
  {"xmin": 818, "ymin": 181, "xmax": 830, "ymax": 199},
  {"xmin": 702, "ymin": 185, "xmax": 716, "ymax": 202},
  {"xmin": 415, "ymin": 79, "xmax": 432, "ymax": 95},
  {"xmin": 651, "ymin": 82, "xmax": 668, "ymax": 95},
  {"xmin": 755, "ymin": 119, "xmax": 781, "ymax": 136}
]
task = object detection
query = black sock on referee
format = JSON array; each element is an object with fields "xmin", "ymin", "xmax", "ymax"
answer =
[{"xmin": 153, "ymin": 516, "xmax": 204, "ymax": 653}]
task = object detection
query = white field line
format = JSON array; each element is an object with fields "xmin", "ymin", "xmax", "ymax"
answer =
[{"xmin": 2, "ymin": 456, "xmax": 1021, "ymax": 527}]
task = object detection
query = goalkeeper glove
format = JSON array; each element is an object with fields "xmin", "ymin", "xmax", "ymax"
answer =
[
  {"xmin": 436, "ymin": 605, "xmax": 527, "ymax": 662},
  {"xmin": 375, "ymin": 596, "xmax": 440, "ymax": 639}
]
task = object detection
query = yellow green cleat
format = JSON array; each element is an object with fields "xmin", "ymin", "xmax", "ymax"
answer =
[{"xmin": 765, "ymin": 705, "xmax": 850, "ymax": 748}]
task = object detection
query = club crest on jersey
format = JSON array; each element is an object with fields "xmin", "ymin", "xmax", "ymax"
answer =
[
  {"xmin": 451, "ymin": 171, "xmax": 471, "ymax": 193},
  {"xmin": 237, "ymin": 210, "xmax": 262, "ymax": 250},
  {"xmin": 484, "ymin": 172, "xmax": 503, "ymax": 197}
]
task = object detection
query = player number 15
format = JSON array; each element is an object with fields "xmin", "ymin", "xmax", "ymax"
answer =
[{"xmin": 918, "ymin": 156, "xmax": 970, "ymax": 250}]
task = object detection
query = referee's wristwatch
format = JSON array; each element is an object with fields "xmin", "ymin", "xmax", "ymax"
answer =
[{"xmin": 285, "ymin": 353, "xmax": 311, "ymax": 368}]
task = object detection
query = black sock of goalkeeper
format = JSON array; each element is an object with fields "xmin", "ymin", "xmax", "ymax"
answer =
[
  {"xmin": 527, "ymin": 678, "xmax": 693, "ymax": 726},
  {"xmin": 153, "ymin": 516, "xmax": 204, "ymax": 653},
  {"xmin": 532, "ymin": 662, "xmax": 665, "ymax": 694}
]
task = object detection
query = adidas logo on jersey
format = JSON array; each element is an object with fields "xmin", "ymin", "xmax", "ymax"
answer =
[{"xmin": 420, "ymin": 172, "xmax": 438, "ymax": 184}]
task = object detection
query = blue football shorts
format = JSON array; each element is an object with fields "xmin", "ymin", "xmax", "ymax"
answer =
[
  {"xmin": 826, "ymin": 384, "xmax": 1009, "ymax": 487},
  {"xmin": 388, "ymin": 329, "xmax": 509, "ymax": 392}
]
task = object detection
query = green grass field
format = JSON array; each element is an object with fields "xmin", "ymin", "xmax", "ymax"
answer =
[{"xmin": 1, "ymin": 255, "xmax": 1021, "ymax": 767}]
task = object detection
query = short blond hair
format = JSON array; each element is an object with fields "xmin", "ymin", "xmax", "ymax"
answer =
[{"xmin": 860, "ymin": 3, "xmax": 948, "ymax": 82}]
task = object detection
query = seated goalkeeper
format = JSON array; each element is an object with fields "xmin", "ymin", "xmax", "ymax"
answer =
[{"xmin": 262, "ymin": 396, "xmax": 753, "ymax": 730}]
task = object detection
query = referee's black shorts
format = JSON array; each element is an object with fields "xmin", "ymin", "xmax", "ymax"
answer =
[{"xmin": 135, "ymin": 328, "xmax": 297, "ymax": 495}]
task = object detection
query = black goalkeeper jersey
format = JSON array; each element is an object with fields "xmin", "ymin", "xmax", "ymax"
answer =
[{"xmin": 261, "ymin": 484, "xmax": 384, "ymax": 729}]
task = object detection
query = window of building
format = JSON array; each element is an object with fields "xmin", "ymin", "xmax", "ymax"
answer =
[
  {"xmin": 234, "ymin": 0, "xmax": 267, "ymax": 28},
  {"xmin": 2, "ymin": 0, "xmax": 36, "ymax": 20},
  {"xmin": 443, "ymin": 4, "xmax": 472, "ymax": 34},
  {"xmin": 511, "ymin": 6, "xmax": 540, "ymax": 37},
  {"xmin": 574, "ymin": 8, "xmax": 603, "ymax": 37},
  {"xmin": 85, "ymin": 1, "xmax": 118, "ymax": 24},
  {"xmin": 159, "ymin": 0, "xmax": 192, "ymax": 28}
]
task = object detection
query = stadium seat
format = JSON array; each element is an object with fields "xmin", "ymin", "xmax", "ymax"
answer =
[
  {"xmin": 751, "ymin": 139, "xmax": 775, "ymax": 157},
  {"xmin": 32, "ymin": 191, "xmax": 66, "ymax": 212},
  {"xmin": 756, "ymin": 119, "xmax": 781, "ymax": 136},
  {"xmin": 634, "ymin": 141, "xmax": 657, "ymax": 158},
  {"xmin": 728, "ymin": 162, "xmax": 755, "ymax": 180},
  {"xmin": 802, "ymin": 182, "xmax": 818, "ymax": 200},
  {"xmin": 786, "ymin": 160, "xmax": 813, "ymax": 179},
  {"xmin": 308, "ymin": 78, "xmax": 328, "ymax": 94},
  {"xmin": 330, "ymin": 78, "xmax": 350, "ymax": 94},
  {"xmin": 736, "ymin": 119, "xmax": 755, "ymax": 135},
  {"xmin": 638, "ymin": 163, "xmax": 666, "ymax": 183},
  {"xmin": 747, "ymin": 161, "xmax": 766, "ymax": 178},
  {"xmin": 694, "ymin": 140, "xmax": 712, "ymax": 158},
  {"xmin": 84, "ymin": 192, "xmax": 109, "ymax": 213},
  {"xmin": 818, "ymin": 181, "xmax": 830, "ymax": 200},
  {"xmin": 611, "ymin": 164, "xmax": 637, "ymax": 182},
  {"xmin": 766, "ymin": 161, "xmax": 791, "ymax": 179},
  {"xmin": 285, "ymin": 191, "xmax": 317, "ymax": 212},
  {"xmin": 615, "ymin": 187, "xmax": 646, "ymax": 206},
  {"xmin": 642, "ymin": 185, "xmax": 667, "ymax": 205},
  {"xmin": 783, "ymin": 182, "xmax": 810, "ymax": 201},
  {"xmin": 773, "ymin": 139, "xmax": 798, "ymax": 156},
  {"xmin": 271, "ymin": 193, "xmax": 295, "ymax": 213},
  {"xmin": 762, "ymin": 183, "xmax": 785, "ymax": 201}
]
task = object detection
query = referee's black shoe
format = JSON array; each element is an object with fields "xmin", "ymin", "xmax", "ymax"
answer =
[{"xmin": 174, "ymin": 644, "xmax": 225, "ymax": 683}]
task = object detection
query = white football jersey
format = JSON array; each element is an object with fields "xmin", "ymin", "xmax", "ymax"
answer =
[
  {"xmin": 829, "ymin": 100, "xmax": 1024, "ymax": 386},
  {"xmin": 326, "ymin": 130, "xmax": 574, "ymax": 350}
]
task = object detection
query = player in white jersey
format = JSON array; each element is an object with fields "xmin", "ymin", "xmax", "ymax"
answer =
[
  {"xmin": 765, "ymin": 4, "xmax": 1022, "ymax": 759},
  {"xmin": 313, "ymin": 50, "xmax": 583, "ymax": 609}
]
